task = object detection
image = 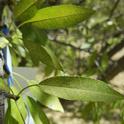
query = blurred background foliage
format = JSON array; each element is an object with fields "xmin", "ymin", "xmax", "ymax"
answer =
[{"xmin": 11, "ymin": 0, "xmax": 124, "ymax": 79}]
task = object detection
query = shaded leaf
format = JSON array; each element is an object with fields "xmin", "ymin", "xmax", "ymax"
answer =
[
  {"xmin": 44, "ymin": 46, "xmax": 63, "ymax": 70},
  {"xmin": 21, "ymin": 25, "xmax": 47, "ymax": 46},
  {"xmin": 4, "ymin": 100, "xmax": 18, "ymax": 124},
  {"xmin": 101, "ymin": 52, "xmax": 109, "ymax": 71},
  {"xmin": 14, "ymin": 0, "xmax": 37, "ymax": 21},
  {"xmin": 19, "ymin": 5, "xmax": 94, "ymax": 29},
  {"xmin": 24, "ymin": 38, "xmax": 62, "ymax": 70},
  {"xmin": 80, "ymin": 102, "xmax": 95, "ymax": 120},
  {"xmin": 21, "ymin": 25, "xmax": 62, "ymax": 69},
  {"xmin": 36, "ymin": 0, "xmax": 45, "ymax": 9},
  {"xmin": 44, "ymin": 65, "xmax": 54, "ymax": 76},
  {"xmin": 39, "ymin": 76, "xmax": 124, "ymax": 102},
  {"xmin": 26, "ymin": 96, "xmax": 50, "ymax": 124},
  {"xmin": 87, "ymin": 51, "xmax": 97, "ymax": 67}
]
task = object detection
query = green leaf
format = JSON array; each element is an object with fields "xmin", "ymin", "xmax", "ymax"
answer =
[
  {"xmin": 44, "ymin": 65, "xmax": 54, "ymax": 76},
  {"xmin": 14, "ymin": 0, "xmax": 37, "ymax": 21},
  {"xmin": 21, "ymin": 25, "xmax": 47, "ymax": 46},
  {"xmin": 26, "ymin": 96, "xmax": 50, "ymax": 124},
  {"xmin": 80, "ymin": 102, "xmax": 95, "ymax": 120},
  {"xmin": 29, "ymin": 80, "xmax": 64, "ymax": 112},
  {"xmin": 5, "ymin": 115, "xmax": 18, "ymax": 124},
  {"xmin": 24, "ymin": 38, "xmax": 62, "ymax": 70},
  {"xmin": 39, "ymin": 76, "xmax": 124, "ymax": 102},
  {"xmin": 0, "ymin": 37, "xmax": 9, "ymax": 48},
  {"xmin": 36, "ymin": 0, "xmax": 45, "ymax": 9},
  {"xmin": 21, "ymin": 25, "xmax": 62, "ymax": 69},
  {"xmin": 9, "ymin": 87, "xmax": 27, "ymax": 124},
  {"xmin": 4, "ymin": 100, "xmax": 18, "ymax": 124},
  {"xmin": 0, "ymin": 78, "xmax": 10, "ymax": 92},
  {"xmin": 44, "ymin": 46, "xmax": 63, "ymax": 70},
  {"xmin": 19, "ymin": 5, "xmax": 94, "ymax": 29}
]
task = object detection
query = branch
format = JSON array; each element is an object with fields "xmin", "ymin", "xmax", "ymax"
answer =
[
  {"xmin": 98, "ymin": 56, "xmax": 124, "ymax": 81},
  {"xmin": 97, "ymin": 39, "xmax": 124, "ymax": 80},
  {"xmin": 0, "ymin": 91, "xmax": 19, "ymax": 101},
  {"xmin": 109, "ymin": 0, "xmax": 120, "ymax": 19},
  {"xmin": 108, "ymin": 39, "xmax": 124, "ymax": 58},
  {"xmin": 51, "ymin": 39, "xmax": 90, "ymax": 52},
  {"xmin": 100, "ymin": 30, "xmax": 124, "ymax": 55}
]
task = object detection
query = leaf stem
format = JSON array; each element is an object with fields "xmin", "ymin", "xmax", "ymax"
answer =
[
  {"xmin": 17, "ymin": 84, "xmax": 39, "ymax": 96},
  {"xmin": 15, "ymin": 101, "xmax": 26, "ymax": 124}
]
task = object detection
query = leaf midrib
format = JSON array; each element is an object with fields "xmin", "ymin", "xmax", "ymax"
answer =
[
  {"xmin": 26, "ymin": 11, "xmax": 90, "ymax": 24},
  {"xmin": 40, "ymin": 85, "xmax": 123, "ymax": 99}
]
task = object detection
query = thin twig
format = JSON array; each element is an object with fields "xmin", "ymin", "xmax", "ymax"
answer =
[
  {"xmin": 109, "ymin": 0, "xmax": 120, "ymax": 19},
  {"xmin": 51, "ymin": 39, "xmax": 91, "ymax": 52}
]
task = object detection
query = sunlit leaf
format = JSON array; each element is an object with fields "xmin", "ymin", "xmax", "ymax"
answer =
[
  {"xmin": 39, "ymin": 76, "xmax": 124, "ymax": 102},
  {"xmin": 19, "ymin": 5, "xmax": 94, "ymax": 29},
  {"xmin": 0, "ymin": 37, "xmax": 9, "ymax": 48},
  {"xmin": 9, "ymin": 87, "xmax": 27, "ymax": 124},
  {"xmin": 0, "ymin": 78, "xmax": 10, "ymax": 92}
]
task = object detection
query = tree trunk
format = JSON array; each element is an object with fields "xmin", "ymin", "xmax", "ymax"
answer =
[{"xmin": 0, "ymin": 91, "xmax": 5, "ymax": 124}]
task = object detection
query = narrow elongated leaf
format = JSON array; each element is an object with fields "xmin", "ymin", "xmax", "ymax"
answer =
[
  {"xmin": 9, "ymin": 87, "xmax": 27, "ymax": 124},
  {"xmin": 26, "ymin": 97, "xmax": 50, "ymax": 124},
  {"xmin": 39, "ymin": 76, "xmax": 124, "ymax": 102},
  {"xmin": 24, "ymin": 40, "xmax": 62, "ymax": 69},
  {"xmin": 25, "ymin": 41, "xmax": 50, "ymax": 66},
  {"xmin": 21, "ymin": 25, "xmax": 62, "ymax": 69},
  {"xmin": 29, "ymin": 81, "xmax": 64, "ymax": 112},
  {"xmin": 14, "ymin": 0, "xmax": 37, "ymax": 21},
  {"xmin": 9, "ymin": 99, "xmax": 27, "ymax": 124},
  {"xmin": 44, "ymin": 46, "xmax": 63, "ymax": 70},
  {"xmin": 19, "ymin": 5, "xmax": 94, "ymax": 29},
  {"xmin": 5, "ymin": 115, "xmax": 18, "ymax": 124},
  {"xmin": 4, "ymin": 100, "xmax": 18, "ymax": 124}
]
